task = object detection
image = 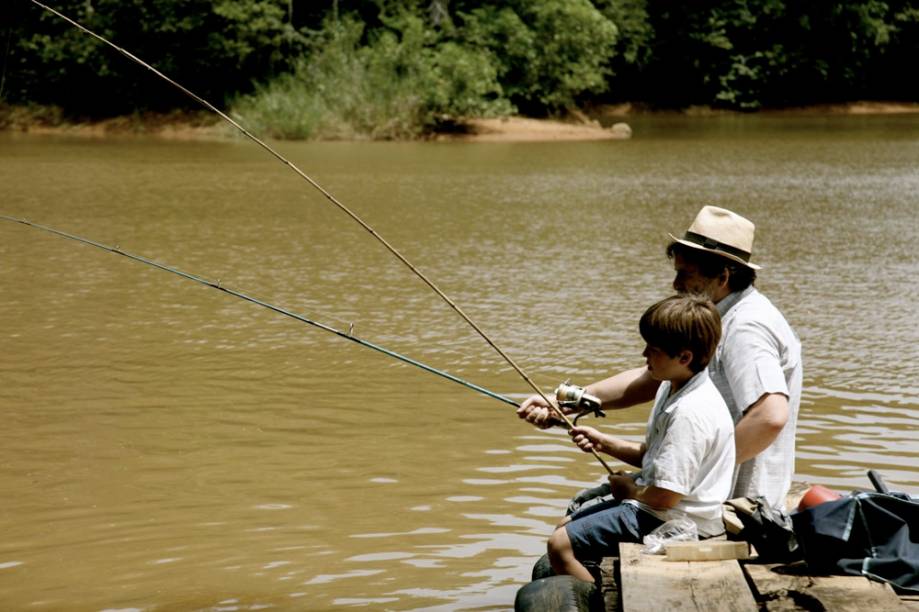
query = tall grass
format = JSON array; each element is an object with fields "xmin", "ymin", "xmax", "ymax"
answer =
[{"xmin": 230, "ymin": 15, "xmax": 512, "ymax": 140}]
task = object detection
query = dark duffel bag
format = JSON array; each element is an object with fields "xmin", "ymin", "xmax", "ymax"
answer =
[{"xmin": 791, "ymin": 491, "xmax": 919, "ymax": 592}]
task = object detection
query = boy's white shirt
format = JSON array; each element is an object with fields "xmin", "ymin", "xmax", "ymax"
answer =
[{"xmin": 631, "ymin": 369, "xmax": 736, "ymax": 537}]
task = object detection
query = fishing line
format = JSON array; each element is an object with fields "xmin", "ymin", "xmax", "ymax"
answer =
[
  {"xmin": 23, "ymin": 1, "xmax": 614, "ymax": 473},
  {"xmin": 0, "ymin": 215, "xmax": 519, "ymax": 408}
]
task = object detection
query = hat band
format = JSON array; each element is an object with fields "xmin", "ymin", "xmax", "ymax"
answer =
[{"xmin": 683, "ymin": 231, "xmax": 751, "ymax": 263}]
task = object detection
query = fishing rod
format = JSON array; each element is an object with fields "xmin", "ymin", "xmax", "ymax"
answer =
[
  {"xmin": 24, "ymin": 0, "xmax": 614, "ymax": 473},
  {"xmin": 0, "ymin": 215, "xmax": 518, "ymax": 408}
]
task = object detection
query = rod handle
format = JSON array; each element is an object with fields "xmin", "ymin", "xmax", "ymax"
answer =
[{"xmin": 867, "ymin": 469, "xmax": 889, "ymax": 494}]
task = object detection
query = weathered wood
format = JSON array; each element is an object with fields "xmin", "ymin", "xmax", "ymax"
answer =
[
  {"xmin": 665, "ymin": 540, "xmax": 750, "ymax": 561},
  {"xmin": 619, "ymin": 543, "xmax": 757, "ymax": 612},
  {"xmin": 599, "ymin": 557, "xmax": 620, "ymax": 612},
  {"xmin": 743, "ymin": 562, "xmax": 909, "ymax": 612}
]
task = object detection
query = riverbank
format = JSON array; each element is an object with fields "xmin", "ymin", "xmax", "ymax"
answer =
[
  {"xmin": 2, "ymin": 102, "xmax": 917, "ymax": 142},
  {"xmin": 0, "ymin": 105, "xmax": 630, "ymax": 142}
]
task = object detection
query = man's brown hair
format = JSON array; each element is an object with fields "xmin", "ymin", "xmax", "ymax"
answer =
[
  {"xmin": 639, "ymin": 295, "xmax": 722, "ymax": 373},
  {"xmin": 666, "ymin": 242, "xmax": 757, "ymax": 292}
]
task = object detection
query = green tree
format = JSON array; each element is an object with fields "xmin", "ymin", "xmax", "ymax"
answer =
[
  {"xmin": 459, "ymin": 0, "xmax": 618, "ymax": 114},
  {"xmin": 637, "ymin": 0, "xmax": 916, "ymax": 109},
  {"xmin": 4, "ymin": 0, "xmax": 304, "ymax": 114}
]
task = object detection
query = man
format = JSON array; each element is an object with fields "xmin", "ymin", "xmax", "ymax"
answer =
[{"xmin": 518, "ymin": 206, "xmax": 802, "ymax": 510}]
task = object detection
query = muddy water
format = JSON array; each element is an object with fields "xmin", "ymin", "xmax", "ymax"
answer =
[{"xmin": 1, "ymin": 115, "xmax": 917, "ymax": 610}]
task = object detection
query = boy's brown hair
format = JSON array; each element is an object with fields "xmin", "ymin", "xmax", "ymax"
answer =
[{"xmin": 639, "ymin": 295, "xmax": 722, "ymax": 373}]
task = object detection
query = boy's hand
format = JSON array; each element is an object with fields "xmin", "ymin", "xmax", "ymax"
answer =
[
  {"xmin": 609, "ymin": 474, "xmax": 637, "ymax": 500},
  {"xmin": 569, "ymin": 426, "xmax": 604, "ymax": 453},
  {"xmin": 516, "ymin": 395, "xmax": 564, "ymax": 429}
]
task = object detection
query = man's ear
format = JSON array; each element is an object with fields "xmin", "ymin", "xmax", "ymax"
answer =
[{"xmin": 718, "ymin": 267, "xmax": 731, "ymax": 290}]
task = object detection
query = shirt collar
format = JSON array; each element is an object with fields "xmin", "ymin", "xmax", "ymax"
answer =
[
  {"xmin": 716, "ymin": 286, "xmax": 756, "ymax": 317},
  {"xmin": 661, "ymin": 369, "xmax": 710, "ymax": 413}
]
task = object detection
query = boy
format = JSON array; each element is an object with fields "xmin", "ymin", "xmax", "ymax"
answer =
[{"xmin": 548, "ymin": 294, "xmax": 735, "ymax": 581}]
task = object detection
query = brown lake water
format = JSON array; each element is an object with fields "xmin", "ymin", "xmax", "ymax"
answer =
[{"xmin": 1, "ymin": 115, "xmax": 918, "ymax": 610}]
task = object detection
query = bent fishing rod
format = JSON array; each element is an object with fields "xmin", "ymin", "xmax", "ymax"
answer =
[{"xmin": 26, "ymin": 0, "xmax": 614, "ymax": 473}]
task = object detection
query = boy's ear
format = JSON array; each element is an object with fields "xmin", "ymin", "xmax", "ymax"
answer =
[{"xmin": 679, "ymin": 350, "xmax": 693, "ymax": 366}]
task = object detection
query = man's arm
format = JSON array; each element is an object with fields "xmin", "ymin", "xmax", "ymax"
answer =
[
  {"xmin": 586, "ymin": 366, "xmax": 661, "ymax": 409},
  {"xmin": 516, "ymin": 366, "xmax": 660, "ymax": 428},
  {"xmin": 734, "ymin": 392, "xmax": 789, "ymax": 464}
]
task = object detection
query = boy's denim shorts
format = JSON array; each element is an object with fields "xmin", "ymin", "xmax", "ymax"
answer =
[{"xmin": 565, "ymin": 498, "xmax": 664, "ymax": 561}]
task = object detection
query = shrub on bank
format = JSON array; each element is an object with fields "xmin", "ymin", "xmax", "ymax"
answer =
[
  {"xmin": 228, "ymin": 1, "xmax": 621, "ymax": 140},
  {"xmin": 230, "ymin": 13, "xmax": 512, "ymax": 140}
]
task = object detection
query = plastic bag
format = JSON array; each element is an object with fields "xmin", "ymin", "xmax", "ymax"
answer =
[{"xmin": 641, "ymin": 518, "xmax": 698, "ymax": 554}]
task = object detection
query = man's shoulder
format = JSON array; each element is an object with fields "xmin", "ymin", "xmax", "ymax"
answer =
[
  {"xmin": 733, "ymin": 288, "xmax": 780, "ymax": 316},
  {"xmin": 726, "ymin": 289, "xmax": 794, "ymax": 332}
]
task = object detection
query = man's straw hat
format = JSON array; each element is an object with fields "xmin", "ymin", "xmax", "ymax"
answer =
[{"xmin": 669, "ymin": 206, "xmax": 761, "ymax": 270}]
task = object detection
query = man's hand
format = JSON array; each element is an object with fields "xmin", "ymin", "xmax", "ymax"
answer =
[{"xmin": 516, "ymin": 395, "xmax": 564, "ymax": 429}]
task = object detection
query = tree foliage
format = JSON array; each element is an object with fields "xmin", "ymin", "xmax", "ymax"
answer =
[
  {"xmin": 1, "ymin": 0, "xmax": 917, "ymax": 133},
  {"xmin": 3, "ymin": 0, "xmax": 305, "ymax": 114},
  {"xmin": 637, "ymin": 0, "xmax": 919, "ymax": 109}
]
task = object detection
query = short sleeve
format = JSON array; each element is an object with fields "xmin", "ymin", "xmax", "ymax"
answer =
[
  {"xmin": 721, "ymin": 320, "xmax": 789, "ymax": 413},
  {"xmin": 642, "ymin": 412, "xmax": 703, "ymax": 495}
]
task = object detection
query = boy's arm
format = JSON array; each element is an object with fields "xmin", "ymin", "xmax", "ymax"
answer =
[
  {"xmin": 609, "ymin": 475, "xmax": 682, "ymax": 509},
  {"xmin": 570, "ymin": 426, "xmax": 646, "ymax": 468}
]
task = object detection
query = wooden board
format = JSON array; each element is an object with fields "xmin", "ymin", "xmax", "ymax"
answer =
[
  {"xmin": 743, "ymin": 562, "xmax": 908, "ymax": 611},
  {"xmin": 619, "ymin": 543, "xmax": 757, "ymax": 612},
  {"xmin": 900, "ymin": 593, "xmax": 919, "ymax": 611},
  {"xmin": 665, "ymin": 540, "xmax": 750, "ymax": 561},
  {"xmin": 599, "ymin": 557, "xmax": 620, "ymax": 612}
]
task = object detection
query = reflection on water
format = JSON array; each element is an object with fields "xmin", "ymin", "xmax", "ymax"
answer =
[{"xmin": 1, "ymin": 115, "xmax": 918, "ymax": 609}]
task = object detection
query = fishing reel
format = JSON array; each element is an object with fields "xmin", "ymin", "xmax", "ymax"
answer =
[{"xmin": 554, "ymin": 380, "xmax": 605, "ymax": 425}]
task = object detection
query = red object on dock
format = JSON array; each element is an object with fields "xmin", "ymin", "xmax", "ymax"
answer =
[{"xmin": 797, "ymin": 485, "xmax": 843, "ymax": 511}]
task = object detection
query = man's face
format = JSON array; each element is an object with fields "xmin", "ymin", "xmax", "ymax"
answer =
[{"xmin": 672, "ymin": 253, "xmax": 721, "ymax": 298}]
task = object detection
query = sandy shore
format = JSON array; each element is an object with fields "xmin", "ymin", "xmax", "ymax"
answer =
[
  {"xmin": 3, "ymin": 101, "xmax": 916, "ymax": 142},
  {"xmin": 4, "ymin": 113, "xmax": 631, "ymax": 143},
  {"xmin": 445, "ymin": 117, "xmax": 632, "ymax": 142}
]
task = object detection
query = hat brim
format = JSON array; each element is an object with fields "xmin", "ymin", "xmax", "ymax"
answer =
[{"xmin": 668, "ymin": 233, "xmax": 762, "ymax": 270}]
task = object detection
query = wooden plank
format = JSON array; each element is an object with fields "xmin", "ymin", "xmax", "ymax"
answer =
[
  {"xmin": 744, "ymin": 562, "xmax": 909, "ymax": 611},
  {"xmin": 665, "ymin": 540, "xmax": 750, "ymax": 561},
  {"xmin": 599, "ymin": 557, "xmax": 620, "ymax": 612},
  {"xmin": 619, "ymin": 543, "xmax": 757, "ymax": 612}
]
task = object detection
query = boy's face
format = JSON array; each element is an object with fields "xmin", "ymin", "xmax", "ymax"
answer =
[{"xmin": 642, "ymin": 344, "xmax": 693, "ymax": 383}]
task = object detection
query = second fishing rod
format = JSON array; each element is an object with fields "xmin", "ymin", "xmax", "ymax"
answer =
[{"xmin": 26, "ymin": 0, "xmax": 614, "ymax": 473}]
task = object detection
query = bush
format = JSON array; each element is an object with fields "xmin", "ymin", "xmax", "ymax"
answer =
[
  {"xmin": 231, "ymin": 12, "xmax": 511, "ymax": 140},
  {"xmin": 460, "ymin": 0, "xmax": 619, "ymax": 114}
]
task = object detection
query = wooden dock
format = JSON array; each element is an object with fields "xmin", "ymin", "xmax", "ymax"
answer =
[
  {"xmin": 596, "ymin": 485, "xmax": 917, "ymax": 612},
  {"xmin": 600, "ymin": 544, "xmax": 917, "ymax": 612}
]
